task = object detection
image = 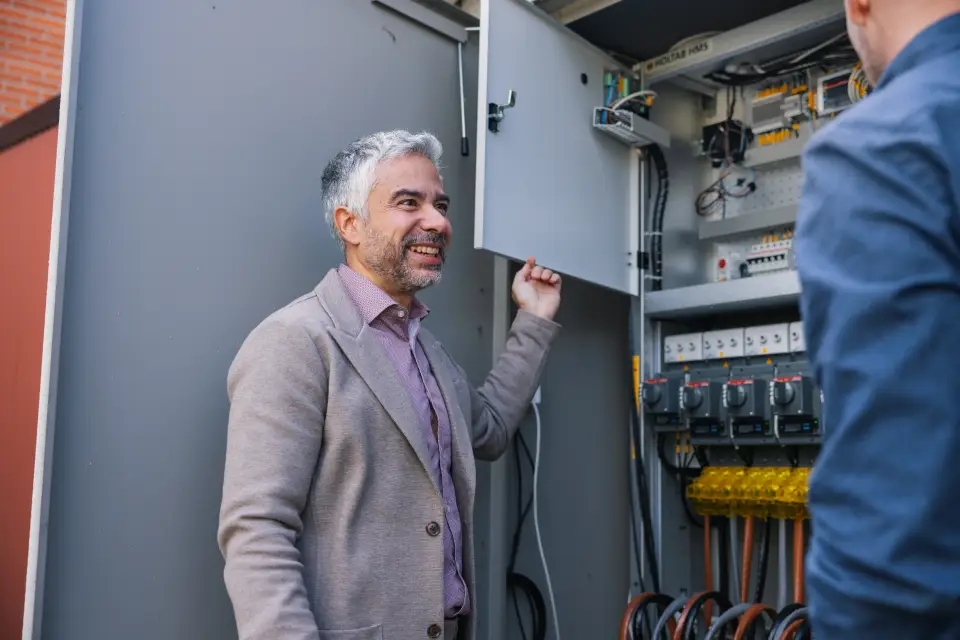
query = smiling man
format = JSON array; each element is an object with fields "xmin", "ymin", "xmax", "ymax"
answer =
[{"xmin": 217, "ymin": 130, "xmax": 562, "ymax": 640}]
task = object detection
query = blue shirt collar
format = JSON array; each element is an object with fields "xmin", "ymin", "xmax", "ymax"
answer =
[{"xmin": 877, "ymin": 11, "xmax": 960, "ymax": 89}]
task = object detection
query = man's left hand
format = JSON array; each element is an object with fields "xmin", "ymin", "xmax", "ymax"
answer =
[{"xmin": 512, "ymin": 257, "xmax": 562, "ymax": 321}]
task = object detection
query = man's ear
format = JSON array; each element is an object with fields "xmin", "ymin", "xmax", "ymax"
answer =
[
  {"xmin": 845, "ymin": 0, "xmax": 870, "ymax": 26},
  {"xmin": 334, "ymin": 206, "xmax": 363, "ymax": 248}
]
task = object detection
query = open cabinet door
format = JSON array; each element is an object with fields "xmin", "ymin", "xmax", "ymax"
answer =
[{"xmin": 475, "ymin": 0, "xmax": 642, "ymax": 295}]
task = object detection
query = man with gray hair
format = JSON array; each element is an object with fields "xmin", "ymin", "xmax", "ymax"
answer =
[{"xmin": 218, "ymin": 130, "xmax": 562, "ymax": 640}]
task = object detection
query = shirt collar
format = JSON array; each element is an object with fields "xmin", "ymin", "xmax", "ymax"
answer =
[
  {"xmin": 336, "ymin": 264, "xmax": 429, "ymax": 326},
  {"xmin": 877, "ymin": 11, "xmax": 960, "ymax": 89}
]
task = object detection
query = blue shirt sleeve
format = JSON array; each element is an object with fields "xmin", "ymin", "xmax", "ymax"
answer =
[{"xmin": 796, "ymin": 107, "xmax": 960, "ymax": 637}]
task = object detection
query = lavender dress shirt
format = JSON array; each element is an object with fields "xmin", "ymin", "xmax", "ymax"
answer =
[{"xmin": 337, "ymin": 265, "xmax": 469, "ymax": 618}]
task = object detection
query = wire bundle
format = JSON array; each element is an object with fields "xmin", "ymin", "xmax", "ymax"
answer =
[
  {"xmin": 705, "ymin": 32, "xmax": 858, "ymax": 86},
  {"xmin": 647, "ymin": 145, "xmax": 669, "ymax": 291},
  {"xmin": 848, "ymin": 63, "xmax": 872, "ymax": 103}
]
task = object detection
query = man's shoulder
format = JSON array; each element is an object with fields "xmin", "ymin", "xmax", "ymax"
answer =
[{"xmin": 234, "ymin": 287, "xmax": 336, "ymax": 362}]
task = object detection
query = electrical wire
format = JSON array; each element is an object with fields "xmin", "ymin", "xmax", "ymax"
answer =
[
  {"xmin": 508, "ymin": 432, "xmax": 546, "ymax": 640},
  {"xmin": 610, "ymin": 89, "xmax": 658, "ymax": 112},
  {"xmin": 628, "ymin": 385, "xmax": 662, "ymax": 594},
  {"xmin": 647, "ymin": 145, "xmax": 669, "ymax": 291},
  {"xmin": 704, "ymin": 515, "xmax": 714, "ymax": 627},
  {"xmin": 740, "ymin": 517, "xmax": 755, "ymax": 603},
  {"xmin": 793, "ymin": 519, "xmax": 805, "ymax": 604},
  {"xmin": 729, "ymin": 518, "xmax": 741, "ymax": 601},
  {"xmin": 705, "ymin": 32, "xmax": 858, "ymax": 86},
  {"xmin": 777, "ymin": 519, "xmax": 788, "ymax": 610},
  {"xmin": 531, "ymin": 402, "xmax": 560, "ymax": 640},
  {"xmin": 627, "ymin": 304, "xmax": 661, "ymax": 595},
  {"xmin": 754, "ymin": 518, "xmax": 771, "ymax": 604}
]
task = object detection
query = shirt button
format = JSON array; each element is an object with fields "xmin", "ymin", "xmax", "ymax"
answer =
[
  {"xmin": 426, "ymin": 521, "xmax": 441, "ymax": 537},
  {"xmin": 397, "ymin": 308, "xmax": 406, "ymax": 318},
  {"xmin": 427, "ymin": 623, "xmax": 442, "ymax": 638}
]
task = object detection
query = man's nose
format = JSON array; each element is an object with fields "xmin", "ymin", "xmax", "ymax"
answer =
[{"xmin": 421, "ymin": 206, "xmax": 449, "ymax": 233}]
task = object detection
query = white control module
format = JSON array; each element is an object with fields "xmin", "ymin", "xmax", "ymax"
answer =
[
  {"xmin": 701, "ymin": 328, "xmax": 745, "ymax": 360},
  {"xmin": 789, "ymin": 322, "xmax": 806, "ymax": 353},
  {"xmin": 663, "ymin": 332, "xmax": 704, "ymax": 364},
  {"xmin": 744, "ymin": 323, "xmax": 790, "ymax": 357}
]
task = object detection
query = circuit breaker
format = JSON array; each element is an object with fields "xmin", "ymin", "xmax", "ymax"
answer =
[
  {"xmin": 723, "ymin": 374, "xmax": 772, "ymax": 442},
  {"xmin": 770, "ymin": 362, "xmax": 820, "ymax": 440},
  {"xmin": 641, "ymin": 373, "xmax": 684, "ymax": 431},
  {"xmin": 683, "ymin": 371, "xmax": 728, "ymax": 442}
]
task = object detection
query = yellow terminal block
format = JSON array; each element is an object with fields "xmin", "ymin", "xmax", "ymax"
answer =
[{"xmin": 688, "ymin": 466, "xmax": 811, "ymax": 520}]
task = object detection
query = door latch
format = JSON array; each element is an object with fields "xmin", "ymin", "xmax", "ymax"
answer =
[{"xmin": 488, "ymin": 90, "xmax": 516, "ymax": 133}]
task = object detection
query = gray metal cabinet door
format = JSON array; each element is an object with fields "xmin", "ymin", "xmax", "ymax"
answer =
[
  {"xmin": 474, "ymin": 0, "xmax": 641, "ymax": 295},
  {"xmin": 28, "ymin": 1, "xmax": 491, "ymax": 639}
]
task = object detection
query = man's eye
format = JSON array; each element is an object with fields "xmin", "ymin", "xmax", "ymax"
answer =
[
  {"xmin": 399, "ymin": 199, "xmax": 417, "ymax": 207},
  {"xmin": 437, "ymin": 204, "xmax": 449, "ymax": 215}
]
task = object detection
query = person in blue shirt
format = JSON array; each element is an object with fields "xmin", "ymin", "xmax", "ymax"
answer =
[{"xmin": 795, "ymin": 0, "xmax": 960, "ymax": 637}]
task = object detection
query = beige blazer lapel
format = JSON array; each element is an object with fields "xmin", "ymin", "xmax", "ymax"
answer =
[
  {"xmin": 314, "ymin": 271, "xmax": 440, "ymax": 496},
  {"xmin": 419, "ymin": 333, "xmax": 476, "ymax": 497}
]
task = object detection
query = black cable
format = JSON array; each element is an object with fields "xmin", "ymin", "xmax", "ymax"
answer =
[
  {"xmin": 646, "ymin": 145, "xmax": 669, "ymax": 292},
  {"xmin": 656, "ymin": 434, "xmax": 711, "ymax": 530},
  {"xmin": 629, "ymin": 362, "xmax": 662, "ymax": 594},
  {"xmin": 655, "ymin": 434, "xmax": 698, "ymax": 477},
  {"xmin": 754, "ymin": 518, "xmax": 772, "ymax": 604},
  {"xmin": 704, "ymin": 37, "xmax": 857, "ymax": 86},
  {"xmin": 507, "ymin": 432, "xmax": 546, "ymax": 640}
]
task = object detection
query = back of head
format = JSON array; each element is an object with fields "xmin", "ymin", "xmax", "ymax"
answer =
[{"xmin": 846, "ymin": 0, "xmax": 960, "ymax": 84}]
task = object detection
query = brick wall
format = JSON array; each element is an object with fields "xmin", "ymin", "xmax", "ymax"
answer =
[{"xmin": 0, "ymin": 0, "xmax": 66, "ymax": 126}]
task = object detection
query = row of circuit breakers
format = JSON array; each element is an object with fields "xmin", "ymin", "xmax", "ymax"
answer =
[{"xmin": 641, "ymin": 323, "xmax": 823, "ymax": 446}]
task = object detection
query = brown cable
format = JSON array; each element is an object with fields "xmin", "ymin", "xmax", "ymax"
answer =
[
  {"xmin": 671, "ymin": 592, "xmax": 704, "ymax": 640},
  {"xmin": 704, "ymin": 515, "xmax": 713, "ymax": 627},
  {"xmin": 793, "ymin": 519, "xmax": 805, "ymax": 603},
  {"xmin": 782, "ymin": 618, "xmax": 806, "ymax": 640},
  {"xmin": 740, "ymin": 516, "xmax": 755, "ymax": 603},
  {"xmin": 618, "ymin": 593, "xmax": 676, "ymax": 640},
  {"xmin": 733, "ymin": 604, "xmax": 777, "ymax": 640},
  {"xmin": 618, "ymin": 592, "xmax": 657, "ymax": 640}
]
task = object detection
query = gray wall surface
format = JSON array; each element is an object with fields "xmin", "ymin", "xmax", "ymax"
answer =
[{"xmin": 40, "ymin": 1, "xmax": 489, "ymax": 638}]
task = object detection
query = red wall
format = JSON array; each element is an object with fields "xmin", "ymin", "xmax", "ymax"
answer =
[
  {"xmin": 0, "ymin": 124, "xmax": 57, "ymax": 637},
  {"xmin": 0, "ymin": 0, "xmax": 66, "ymax": 125}
]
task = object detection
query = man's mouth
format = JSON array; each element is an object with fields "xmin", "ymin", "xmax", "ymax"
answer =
[{"xmin": 408, "ymin": 244, "xmax": 441, "ymax": 257}]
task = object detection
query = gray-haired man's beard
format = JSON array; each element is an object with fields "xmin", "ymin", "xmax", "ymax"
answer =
[{"xmin": 364, "ymin": 227, "xmax": 446, "ymax": 293}]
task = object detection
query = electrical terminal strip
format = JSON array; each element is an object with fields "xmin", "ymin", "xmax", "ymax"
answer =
[
  {"xmin": 746, "ymin": 231, "xmax": 794, "ymax": 276},
  {"xmin": 686, "ymin": 466, "xmax": 810, "ymax": 520}
]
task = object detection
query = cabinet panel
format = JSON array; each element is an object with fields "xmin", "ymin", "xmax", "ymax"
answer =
[{"xmin": 475, "ymin": 0, "xmax": 640, "ymax": 294}]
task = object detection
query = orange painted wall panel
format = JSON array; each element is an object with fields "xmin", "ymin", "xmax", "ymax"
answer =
[{"xmin": 0, "ymin": 124, "xmax": 57, "ymax": 637}]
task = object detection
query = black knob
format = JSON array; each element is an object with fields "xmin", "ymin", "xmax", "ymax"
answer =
[
  {"xmin": 726, "ymin": 384, "xmax": 746, "ymax": 408},
  {"xmin": 641, "ymin": 383, "xmax": 662, "ymax": 406},
  {"xmin": 682, "ymin": 386, "xmax": 703, "ymax": 409},
  {"xmin": 773, "ymin": 380, "xmax": 795, "ymax": 405}
]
